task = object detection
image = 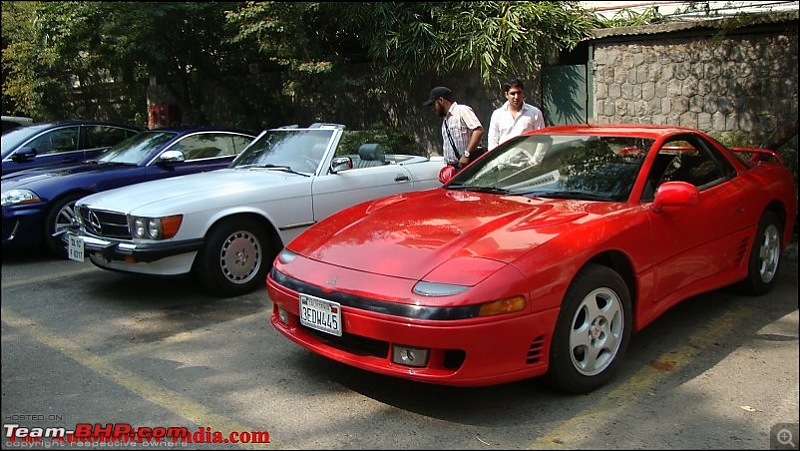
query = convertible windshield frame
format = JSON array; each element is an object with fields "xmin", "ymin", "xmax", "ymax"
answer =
[{"xmin": 231, "ymin": 129, "xmax": 336, "ymax": 175}]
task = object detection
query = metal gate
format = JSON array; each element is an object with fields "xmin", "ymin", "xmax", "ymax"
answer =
[{"xmin": 542, "ymin": 64, "xmax": 588, "ymax": 126}]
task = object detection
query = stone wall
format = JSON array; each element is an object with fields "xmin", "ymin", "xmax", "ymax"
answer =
[{"xmin": 590, "ymin": 17, "xmax": 798, "ymax": 148}]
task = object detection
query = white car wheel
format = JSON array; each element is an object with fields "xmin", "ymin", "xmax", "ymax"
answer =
[
  {"xmin": 546, "ymin": 263, "xmax": 632, "ymax": 394},
  {"xmin": 219, "ymin": 229, "xmax": 262, "ymax": 284},
  {"xmin": 740, "ymin": 210, "xmax": 783, "ymax": 295},
  {"xmin": 196, "ymin": 218, "xmax": 272, "ymax": 297}
]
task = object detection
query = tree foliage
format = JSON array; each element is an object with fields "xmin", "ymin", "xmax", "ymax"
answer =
[
  {"xmin": 2, "ymin": 1, "xmax": 248, "ymax": 124},
  {"xmin": 2, "ymin": 2, "xmax": 596, "ymax": 122},
  {"xmin": 225, "ymin": 2, "xmax": 597, "ymax": 90},
  {"xmin": 595, "ymin": 7, "xmax": 665, "ymax": 28},
  {"xmin": 335, "ymin": 2, "xmax": 596, "ymax": 88}
]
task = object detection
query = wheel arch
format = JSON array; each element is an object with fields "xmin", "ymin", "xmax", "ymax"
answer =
[
  {"xmin": 204, "ymin": 212, "xmax": 284, "ymax": 258},
  {"xmin": 47, "ymin": 189, "xmax": 95, "ymax": 209},
  {"xmin": 43, "ymin": 189, "xmax": 95, "ymax": 255},
  {"xmin": 761, "ymin": 199, "xmax": 790, "ymax": 245},
  {"xmin": 43, "ymin": 189, "xmax": 96, "ymax": 231},
  {"xmin": 586, "ymin": 250, "xmax": 637, "ymax": 321}
]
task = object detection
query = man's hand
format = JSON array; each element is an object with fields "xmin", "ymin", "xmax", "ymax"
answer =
[{"xmin": 458, "ymin": 156, "xmax": 469, "ymax": 167}]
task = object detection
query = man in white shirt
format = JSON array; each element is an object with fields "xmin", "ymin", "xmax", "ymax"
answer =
[
  {"xmin": 423, "ymin": 86, "xmax": 484, "ymax": 169},
  {"xmin": 488, "ymin": 78, "xmax": 545, "ymax": 150}
]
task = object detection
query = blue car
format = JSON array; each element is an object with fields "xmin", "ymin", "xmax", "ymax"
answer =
[
  {"xmin": 2, "ymin": 120, "xmax": 142, "ymax": 175},
  {"xmin": 2, "ymin": 126, "xmax": 256, "ymax": 256}
]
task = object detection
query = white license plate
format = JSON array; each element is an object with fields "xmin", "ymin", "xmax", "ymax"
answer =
[
  {"xmin": 299, "ymin": 294, "xmax": 342, "ymax": 337},
  {"xmin": 67, "ymin": 233, "xmax": 85, "ymax": 262}
]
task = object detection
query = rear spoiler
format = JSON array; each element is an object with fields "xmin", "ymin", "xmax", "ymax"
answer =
[{"xmin": 730, "ymin": 147, "xmax": 785, "ymax": 165}]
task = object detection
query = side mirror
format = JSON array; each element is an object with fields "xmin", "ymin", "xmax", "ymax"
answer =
[
  {"xmin": 157, "ymin": 150, "xmax": 185, "ymax": 164},
  {"xmin": 651, "ymin": 181, "xmax": 699, "ymax": 213},
  {"xmin": 331, "ymin": 156, "xmax": 353, "ymax": 173},
  {"xmin": 11, "ymin": 147, "xmax": 37, "ymax": 162}
]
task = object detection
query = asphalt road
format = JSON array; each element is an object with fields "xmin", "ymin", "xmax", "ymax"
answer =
[{"xmin": 2, "ymin": 242, "xmax": 798, "ymax": 450}]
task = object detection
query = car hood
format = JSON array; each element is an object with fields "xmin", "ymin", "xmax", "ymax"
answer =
[
  {"xmin": 79, "ymin": 168, "xmax": 305, "ymax": 214},
  {"xmin": 1, "ymin": 161, "xmax": 132, "ymax": 189},
  {"xmin": 290, "ymin": 188, "xmax": 630, "ymax": 281}
]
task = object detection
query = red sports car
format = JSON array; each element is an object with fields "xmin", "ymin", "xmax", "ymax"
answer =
[{"xmin": 267, "ymin": 124, "xmax": 797, "ymax": 393}]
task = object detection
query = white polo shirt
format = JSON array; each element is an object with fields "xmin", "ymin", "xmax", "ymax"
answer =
[{"xmin": 488, "ymin": 101, "xmax": 545, "ymax": 150}]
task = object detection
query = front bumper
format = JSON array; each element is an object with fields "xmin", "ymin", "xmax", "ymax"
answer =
[
  {"xmin": 2, "ymin": 204, "xmax": 48, "ymax": 250},
  {"xmin": 267, "ymin": 267, "xmax": 560, "ymax": 387},
  {"xmin": 74, "ymin": 233, "xmax": 204, "ymax": 276}
]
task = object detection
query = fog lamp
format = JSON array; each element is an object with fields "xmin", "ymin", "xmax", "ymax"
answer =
[
  {"xmin": 278, "ymin": 307, "xmax": 289, "ymax": 325},
  {"xmin": 392, "ymin": 345, "xmax": 429, "ymax": 368}
]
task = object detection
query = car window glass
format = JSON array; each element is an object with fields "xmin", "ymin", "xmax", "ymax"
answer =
[
  {"xmin": 451, "ymin": 134, "xmax": 650, "ymax": 202},
  {"xmin": 27, "ymin": 127, "xmax": 79, "ymax": 155},
  {"xmin": 648, "ymin": 135, "xmax": 729, "ymax": 194},
  {"xmin": 98, "ymin": 131, "xmax": 177, "ymax": 165},
  {"xmin": 2, "ymin": 127, "xmax": 43, "ymax": 154},
  {"xmin": 230, "ymin": 135, "xmax": 254, "ymax": 154},
  {"xmin": 172, "ymin": 133, "xmax": 253, "ymax": 160},
  {"xmin": 233, "ymin": 129, "xmax": 334, "ymax": 169},
  {"xmin": 83, "ymin": 126, "xmax": 133, "ymax": 149}
]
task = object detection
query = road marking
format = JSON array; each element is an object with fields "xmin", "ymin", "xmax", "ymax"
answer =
[
  {"xmin": 1, "ymin": 307, "xmax": 285, "ymax": 450},
  {"xmin": 528, "ymin": 303, "xmax": 757, "ymax": 449}
]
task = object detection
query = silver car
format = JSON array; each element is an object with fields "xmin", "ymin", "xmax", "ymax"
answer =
[{"xmin": 68, "ymin": 123, "xmax": 445, "ymax": 296}]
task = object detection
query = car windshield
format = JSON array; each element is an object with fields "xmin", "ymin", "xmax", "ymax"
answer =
[
  {"xmin": 1, "ymin": 124, "xmax": 54, "ymax": 156},
  {"xmin": 447, "ymin": 134, "xmax": 654, "ymax": 202},
  {"xmin": 232, "ymin": 129, "xmax": 334, "ymax": 172},
  {"xmin": 96, "ymin": 131, "xmax": 177, "ymax": 165}
]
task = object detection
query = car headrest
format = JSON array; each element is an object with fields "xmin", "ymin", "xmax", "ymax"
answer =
[{"xmin": 357, "ymin": 143, "xmax": 385, "ymax": 162}]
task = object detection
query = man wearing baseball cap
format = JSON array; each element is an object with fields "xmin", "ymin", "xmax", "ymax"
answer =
[{"xmin": 423, "ymin": 86, "xmax": 484, "ymax": 169}]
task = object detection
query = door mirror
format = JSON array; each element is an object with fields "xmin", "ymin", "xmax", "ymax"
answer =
[
  {"xmin": 652, "ymin": 181, "xmax": 699, "ymax": 213},
  {"xmin": 11, "ymin": 147, "xmax": 37, "ymax": 161},
  {"xmin": 157, "ymin": 150, "xmax": 185, "ymax": 164},
  {"xmin": 331, "ymin": 156, "xmax": 353, "ymax": 173}
]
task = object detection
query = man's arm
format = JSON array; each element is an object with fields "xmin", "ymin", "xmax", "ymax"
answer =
[
  {"xmin": 487, "ymin": 110, "xmax": 500, "ymax": 150},
  {"xmin": 529, "ymin": 104, "xmax": 546, "ymax": 130},
  {"xmin": 457, "ymin": 126, "xmax": 484, "ymax": 167},
  {"xmin": 468, "ymin": 127, "xmax": 485, "ymax": 153}
]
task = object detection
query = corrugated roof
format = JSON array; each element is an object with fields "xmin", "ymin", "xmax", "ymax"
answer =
[{"xmin": 589, "ymin": 9, "xmax": 798, "ymax": 39}]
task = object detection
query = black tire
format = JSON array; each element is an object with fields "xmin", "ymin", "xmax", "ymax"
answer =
[
  {"xmin": 739, "ymin": 211, "xmax": 782, "ymax": 295},
  {"xmin": 194, "ymin": 218, "xmax": 273, "ymax": 297},
  {"xmin": 545, "ymin": 263, "xmax": 632, "ymax": 394},
  {"xmin": 43, "ymin": 192, "xmax": 86, "ymax": 257}
]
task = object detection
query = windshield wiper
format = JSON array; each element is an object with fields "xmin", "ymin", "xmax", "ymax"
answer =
[
  {"xmin": 96, "ymin": 161, "xmax": 136, "ymax": 166},
  {"xmin": 447, "ymin": 185, "xmax": 510, "ymax": 195},
  {"xmin": 245, "ymin": 163, "xmax": 310, "ymax": 177},
  {"xmin": 524, "ymin": 190, "xmax": 609, "ymax": 201}
]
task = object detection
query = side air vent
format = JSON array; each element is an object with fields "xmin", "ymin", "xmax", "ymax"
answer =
[
  {"xmin": 735, "ymin": 236, "xmax": 750, "ymax": 265},
  {"xmin": 526, "ymin": 335, "xmax": 546, "ymax": 364}
]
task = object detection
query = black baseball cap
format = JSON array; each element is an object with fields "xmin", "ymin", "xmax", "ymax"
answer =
[{"xmin": 423, "ymin": 86, "xmax": 453, "ymax": 106}]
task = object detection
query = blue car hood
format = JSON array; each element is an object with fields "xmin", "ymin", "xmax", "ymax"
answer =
[{"xmin": 1, "ymin": 161, "xmax": 133, "ymax": 190}]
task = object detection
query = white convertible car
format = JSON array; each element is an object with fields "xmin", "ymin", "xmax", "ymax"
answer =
[{"xmin": 68, "ymin": 123, "xmax": 445, "ymax": 296}]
